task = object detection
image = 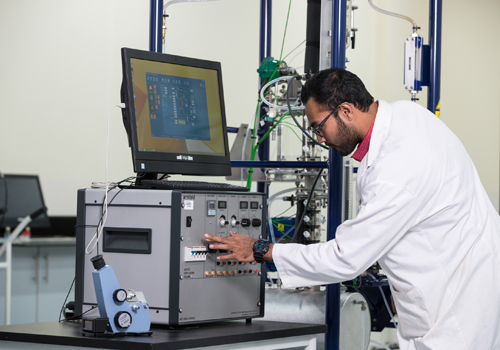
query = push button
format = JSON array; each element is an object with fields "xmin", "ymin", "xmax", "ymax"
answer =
[
  {"xmin": 252, "ymin": 218, "xmax": 262, "ymax": 227},
  {"xmin": 241, "ymin": 218, "xmax": 251, "ymax": 227}
]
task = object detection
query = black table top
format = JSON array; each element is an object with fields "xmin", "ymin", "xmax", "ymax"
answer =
[{"xmin": 0, "ymin": 320, "xmax": 327, "ymax": 350}]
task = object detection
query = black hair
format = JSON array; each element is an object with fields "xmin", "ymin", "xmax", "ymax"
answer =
[{"xmin": 300, "ymin": 68, "xmax": 374, "ymax": 114}]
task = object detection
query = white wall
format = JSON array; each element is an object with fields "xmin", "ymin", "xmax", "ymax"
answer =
[{"xmin": 1, "ymin": 0, "xmax": 499, "ymax": 217}]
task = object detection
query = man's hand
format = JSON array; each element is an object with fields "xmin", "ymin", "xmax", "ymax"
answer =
[{"xmin": 204, "ymin": 231, "xmax": 257, "ymax": 262}]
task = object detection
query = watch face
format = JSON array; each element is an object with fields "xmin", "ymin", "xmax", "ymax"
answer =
[{"xmin": 254, "ymin": 240, "xmax": 269, "ymax": 253}]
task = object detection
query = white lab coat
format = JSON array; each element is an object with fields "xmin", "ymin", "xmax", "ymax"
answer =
[{"xmin": 273, "ymin": 100, "xmax": 500, "ymax": 350}]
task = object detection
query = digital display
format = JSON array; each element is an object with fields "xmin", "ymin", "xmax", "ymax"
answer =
[
  {"xmin": 250, "ymin": 202, "xmax": 259, "ymax": 209},
  {"xmin": 218, "ymin": 201, "xmax": 227, "ymax": 209},
  {"xmin": 146, "ymin": 73, "xmax": 211, "ymax": 141},
  {"xmin": 240, "ymin": 201, "xmax": 248, "ymax": 209},
  {"xmin": 130, "ymin": 58, "xmax": 225, "ymax": 156}
]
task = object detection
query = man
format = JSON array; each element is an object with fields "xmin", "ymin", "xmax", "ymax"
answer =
[{"xmin": 205, "ymin": 68, "xmax": 500, "ymax": 349}]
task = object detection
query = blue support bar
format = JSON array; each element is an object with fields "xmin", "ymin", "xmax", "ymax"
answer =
[
  {"xmin": 427, "ymin": 0, "xmax": 442, "ymax": 114},
  {"xmin": 259, "ymin": 0, "xmax": 272, "ymax": 63},
  {"xmin": 257, "ymin": 0, "xmax": 272, "ymax": 194},
  {"xmin": 149, "ymin": 0, "xmax": 163, "ymax": 53},
  {"xmin": 227, "ymin": 127, "xmax": 240, "ymax": 134},
  {"xmin": 325, "ymin": 1, "xmax": 347, "ymax": 350},
  {"xmin": 231, "ymin": 161, "xmax": 328, "ymax": 169}
]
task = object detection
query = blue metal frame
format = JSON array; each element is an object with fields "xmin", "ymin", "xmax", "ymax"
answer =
[
  {"xmin": 427, "ymin": 0, "xmax": 442, "ymax": 114},
  {"xmin": 149, "ymin": 0, "xmax": 164, "ymax": 53},
  {"xmin": 257, "ymin": 0, "xmax": 272, "ymax": 194},
  {"xmin": 325, "ymin": 2, "xmax": 347, "ymax": 350},
  {"xmin": 259, "ymin": 0, "xmax": 272, "ymax": 63},
  {"xmin": 231, "ymin": 161, "xmax": 328, "ymax": 169}
]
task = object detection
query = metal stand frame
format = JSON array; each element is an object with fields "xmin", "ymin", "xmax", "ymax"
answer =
[
  {"xmin": 0, "ymin": 215, "xmax": 34, "ymax": 325},
  {"xmin": 147, "ymin": 1, "xmax": 442, "ymax": 349}
]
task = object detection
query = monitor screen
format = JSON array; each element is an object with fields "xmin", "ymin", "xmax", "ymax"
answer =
[
  {"xmin": 0, "ymin": 174, "xmax": 50, "ymax": 229},
  {"xmin": 120, "ymin": 48, "xmax": 231, "ymax": 177}
]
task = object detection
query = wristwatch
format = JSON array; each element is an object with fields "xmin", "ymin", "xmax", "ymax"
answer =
[{"xmin": 253, "ymin": 239, "xmax": 270, "ymax": 263}]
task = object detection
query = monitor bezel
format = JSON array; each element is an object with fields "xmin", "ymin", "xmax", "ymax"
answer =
[
  {"xmin": 0, "ymin": 174, "xmax": 50, "ymax": 229},
  {"xmin": 120, "ymin": 47, "xmax": 231, "ymax": 177}
]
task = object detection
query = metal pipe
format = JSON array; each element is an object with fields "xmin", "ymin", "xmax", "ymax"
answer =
[
  {"xmin": 326, "ymin": 1, "xmax": 347, "ymax": 349},
  {"xmin": 427, "ymin": 0, "xmax": 442, "ymax": 114},
  {"xmin": 277, "ymin": 124, "xmax": 283, "ymax": 161},
  {"xmin": 231, "ymin": 161, "xmax": 328, "ymax": 169},
  {"xmin": 149, "ymin": 0, "xmax": 164, "ymax": 53}
]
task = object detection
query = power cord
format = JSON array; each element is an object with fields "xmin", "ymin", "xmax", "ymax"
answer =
[
  {"xmin": 58, "ymin": 276, "xmax": 98, "ymax": 322},
  {"xmin": 85, "ymin": 177, "xmax": 136, "ymax": 255},
  {"xmin": 58, "ymin": 277, "xmax": 75, "ymax": 322},
  {"xmin": 291, "ymin": 169, "xmax": 324, "ymax": 243},
  {"xmin": 286, "ymin": 75, "xmax": 329, "ymax": 150},
  {"xmin": 85, "ymin": 104, "xmax": 126, "ymax": 255}
]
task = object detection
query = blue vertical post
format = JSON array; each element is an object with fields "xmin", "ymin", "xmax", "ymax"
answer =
[
  {"xmin": 427, "ymin": 0, "xmax": 442, "ymax": 115},
  {"xmin": 257, "ymin": 0, "xmax": 272, "ymax": 194},
  {"xmin": 325, "ymin": 1, "xmax": 346, "ymax": 350},
  {"xmin": 259, "ymin": 0, "xmax": 272, "ymax": 63},
  {"xmin": 150, "ymin": 0, "xmax": 164, "ymax": 53}
]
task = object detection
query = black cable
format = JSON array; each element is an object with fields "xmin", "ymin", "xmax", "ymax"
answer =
[
  {"xmin": 59, "ymin": 305, "xmax": 98, "ymax": 323},
  {"xmin": 291, "ymin": 168, "xmax": 324, "ymax": 243},
  {"xmin": 59, "ymin": 277, "xmax": 75, "ymax": 322},
  {"xmin": 286, "ymin": 76, "xmax": 328, "ymax": 150}
]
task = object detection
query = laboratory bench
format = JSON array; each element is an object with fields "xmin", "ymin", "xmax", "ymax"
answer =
[{"xmin": 0, "ymin": 319, "xmax": 327, "ymax": 350}]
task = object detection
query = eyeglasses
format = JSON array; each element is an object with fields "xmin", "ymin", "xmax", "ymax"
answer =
[{"xmin": 311, "ymin": 103, "xmax": 343, "ymax": 138}]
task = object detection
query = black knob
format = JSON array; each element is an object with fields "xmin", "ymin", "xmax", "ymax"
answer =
[
  {"xmin": 115, "ymin": 311, "xmax": 132, "ymax": 328},
  {"xmin": 252, "ymin": 218, "xmax": 262, "ymax": 227},
  {"xmin": 90, "ymin": 255, "xmax": 105, "ymax": 270},
  {"xmin": 113, "ymin": 289, "xmax": 127, "ymax": 303},
  {"xmin": 207, "ymin": 242, "xmax": 217, "ymax": 253},
  {"xmin": 241, "ymin": 218, "xmax": 251, "ymax": 227}
]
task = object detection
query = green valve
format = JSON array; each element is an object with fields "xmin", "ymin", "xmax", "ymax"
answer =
[
  {"xmin": 257, "ymin": 57, "xmax": 285, "ymax": 80},
  {"xmin": 264, "ymin": 115, "xmax": 275, "ymax": 123}
]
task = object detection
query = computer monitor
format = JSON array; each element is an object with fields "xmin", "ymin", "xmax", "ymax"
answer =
[
  {"xmin": 0, "ymin": 174, "xmax": 50, "ymax": 229},
  {"xmin": 120, "ymin": 48, "xmax": 231, "ymax": 179}
]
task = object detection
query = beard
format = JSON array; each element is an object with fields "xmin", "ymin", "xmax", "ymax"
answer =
[{"xmin": 326, "ymin": 117, "xmax": 361, "ymax": 156}]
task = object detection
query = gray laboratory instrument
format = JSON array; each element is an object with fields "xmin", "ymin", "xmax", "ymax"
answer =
[{"xmin": 75, "ymin": 188, "xmax": 266, "ymax": 326}]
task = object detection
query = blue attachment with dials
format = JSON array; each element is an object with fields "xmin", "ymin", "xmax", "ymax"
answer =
[{"xmin": 91, "ymin": 255, "xmax": 151, "ymax": 334}]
